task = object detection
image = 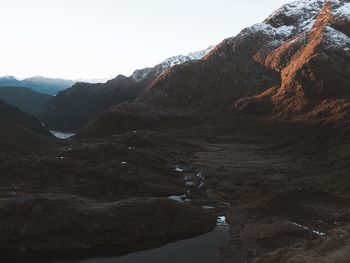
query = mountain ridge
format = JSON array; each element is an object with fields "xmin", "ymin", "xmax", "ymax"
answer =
[
  {"xmin": 42, "ymin": 46, "xmax": 213, "ymax": 131},
  {"xmin": 135, "ymin": 0, "xmax": 350, "ymax": 124},
  {"xmin": 0, "ymin": 76, "xmax": 75, "ymax": 95}
]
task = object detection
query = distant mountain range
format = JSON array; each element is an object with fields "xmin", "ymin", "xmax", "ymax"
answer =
[
  {"xmin": 0, "ymin": 76, "xmax": 76, "ymax": 95},
  {"xmin": 0, "ymin": 86, "xmax": 52, "ymax": 118}
]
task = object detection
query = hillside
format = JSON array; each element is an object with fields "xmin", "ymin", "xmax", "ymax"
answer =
[
  {"xmin": 0, "ymin": 100, "xmax": 51, "ymax": 136},
  {"xmin": 0, "ymin": 76, "xmax": 75, "ymax": 95},
  {"xmin": 135, "ymin": 0, "xmax": 350, "ymax": 124},
  {"xmin": 41, "ymin": 47, "xmax": 213, "ymax": 131},
  {"xmin": 0, "ymin": 100, "xmax": 54, "ymax": 156},
  {"xmin": 0, "ymin": 86, "xmax": 52, "ymax": 118},
  {"xmin": 81, "ymin": 0, "xmax": 350, "ymax": 138}
]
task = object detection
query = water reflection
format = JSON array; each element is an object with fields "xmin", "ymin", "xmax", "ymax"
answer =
[{"xmin": 50, "ymin": 131, "xmax": 75, "ymax": 139}]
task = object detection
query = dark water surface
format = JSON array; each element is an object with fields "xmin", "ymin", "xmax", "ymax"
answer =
[{"xmin": 48, "ymin": 217, "xmax": 231, "ymax": 263}]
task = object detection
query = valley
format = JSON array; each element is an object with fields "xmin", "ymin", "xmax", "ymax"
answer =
[
  {"xmin": 1, "ymin": 0, "xmax": 350, "ymax": 262},
  {"xmin": 1, "ymin": 115, "xmax": 350, "ymax": 262}
]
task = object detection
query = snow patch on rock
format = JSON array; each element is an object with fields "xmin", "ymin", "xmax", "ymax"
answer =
[
  {"xmin": 266, "ymin": 0, "xmax": 324, "ymax": 30},
  {"xmin": 131, "ymin": 46, "xmax": 213, "ymax": 82},
  {"xmin": 131, "ymin": 67, "xmax": 153, "ymax": 82},
  {"xmin": 331, "ymin": 1, "xmax": 350, "ymax": 20},
  {"xmin": 239, "ymin": 0, "xmax": 324, "ymax": 49},
  {"xmin": 249, "ymin": 23, "xmax": 295, "ymax": 38},
  {"xmin": 323, "ymin": 26, "xmax": 350, "ymax": 53},
  {"xmin": 269, "ymin": 0, "xmax": 323, "ymax": 18}
]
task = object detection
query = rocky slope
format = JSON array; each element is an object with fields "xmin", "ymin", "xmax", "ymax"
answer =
[
  {"xmin": 254, "ymin": 225, "xmax": 350, "ymax": 263},
  {"xmin": 0, "ymin": 100, "xmax": 50, "ymax": 136},
  {"xmin": 0, "ymin": 120, "xmax": 54, "ymax": 157},
  {"xmin": 82, "ymin": 0, "xmax": 350, "ymax": 138},
  {"xmin": 41, "ymin": 47, "xmax": 213, "ymax": 132},
  {"xmin": 0, "ymin": 86, "xmax": 52, "ymax": 118},
  {"xmin": 135, "ymin": 0, "xmax": 350, "ymax": 125},
  {"xmin": 0, "ymin": 100, "xmax": 54, "ymax": 157}
]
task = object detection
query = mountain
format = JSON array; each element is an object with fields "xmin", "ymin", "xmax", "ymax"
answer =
[
  {"xmin": 0, "ymin": 76, "xmax": 20, "ymax": 86},
  {"xmin": 41, "ymin": 47, "xmax": 213, "ymax": 131},
  {"xmin": 0, "ymin": 86, "xmax": 52, "ymax": 118},
  {"xmin": 82, "ymin": 0, "xmax": 350, "ymax": 138},
  {"xmin": 0, "ymin": 76, "xmax": 75, "ymax": 95},
  {"xmin": 0, "ymin": 100, "xmax": 50, "ymax": 136},
  {"xmin": 134, "ymin": 0, "xmax": 350, "ymax": 124},
  {"xmin": 73, "ymin": 1, "xmax": 350, "ymax": 261},
  {"xmin": 76, "ymin": 0, "xmax": 350, "ymax": 139}
]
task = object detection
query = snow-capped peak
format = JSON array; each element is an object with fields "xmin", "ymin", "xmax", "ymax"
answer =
[
  {"xmin": 237, "ymin": 0, "xmax": 324, "ymax": 50},
  {"xmin": 131, "ymin": 46, "xmax": 213, "ymax": 82},
  {"xmin": 241, "ymin": 0, "xmax": 348, "ymax": 51},
  {"xmin": 268, "ymin": 0, "xmax": 323, "ymax": 19},
  {"xmin": 265, "ymin": 0, "xmax": 324, "ymax": 31}
]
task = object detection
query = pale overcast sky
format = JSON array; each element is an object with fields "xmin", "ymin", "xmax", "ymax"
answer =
[{"xmin": 0, "ymin": 0, "xmax": 292, "ymax": 80}]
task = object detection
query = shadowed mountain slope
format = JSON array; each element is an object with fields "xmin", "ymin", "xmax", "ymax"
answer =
[
  {"xmin": 41, "ymin": 47, "xmax": 213, "ymax": 132},
  {"xmin": 0, "ymin": 86, "xmax": 52, "ymax": 118}
]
